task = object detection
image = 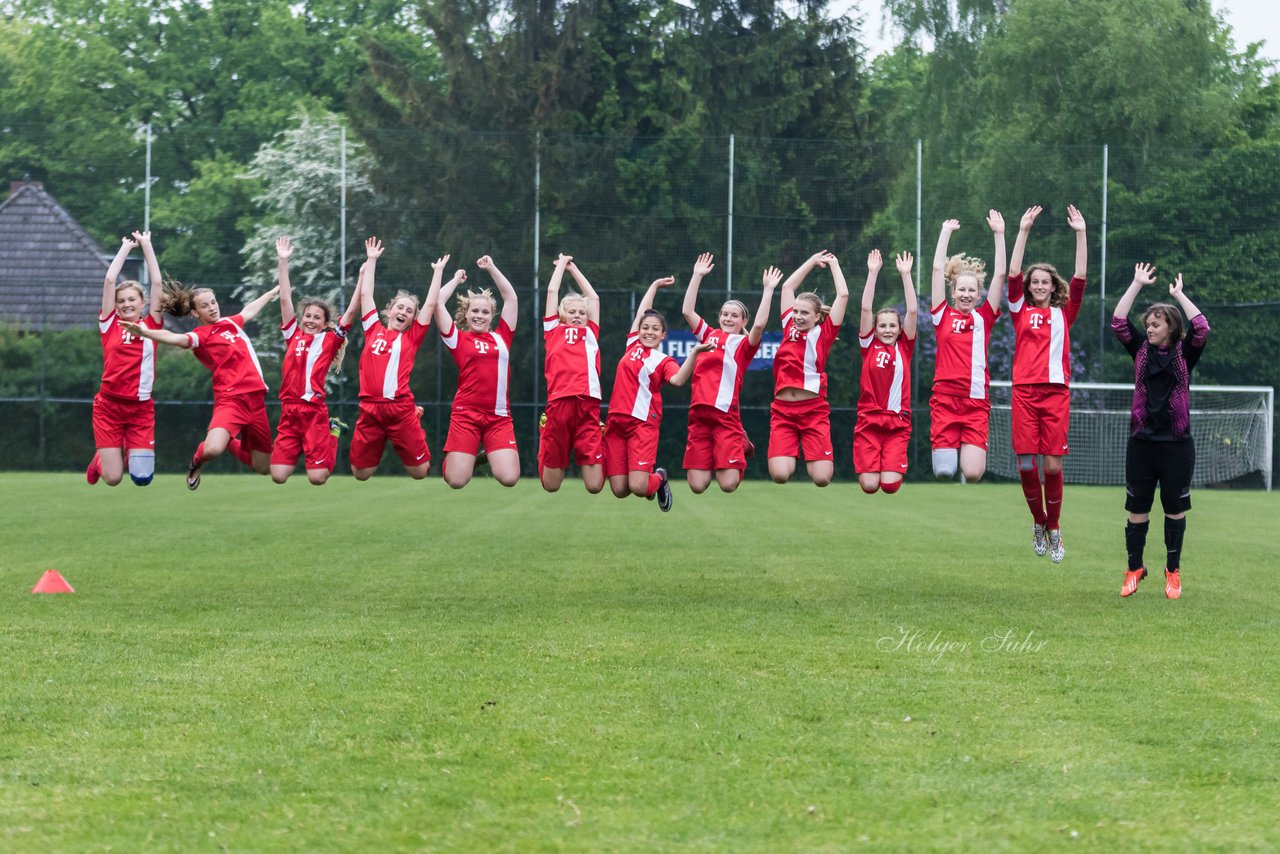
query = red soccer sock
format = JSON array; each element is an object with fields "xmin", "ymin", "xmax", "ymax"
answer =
[
  {"xmin": 327, "ymin": 435, "xmax": 339, "ymax": 474},
  {"xmin": 192, "ymin": 442, "xmax": 206, "ymax": 467},
  {"xmin": 1019, "ymin": 468, "xmax": 1047, "ymax": 525},
  {"xmin": 227, "ymin": 438, "xmax": 253, "ymax": 467},
  {"xmin": 646, "ymin": 472, "xmax": 662, "ymax": 498},
  {"xmin": 1044, "ymin": 469, "xmax": 1064, "ymax": 528},
  {"xmin": 881, "ymin": 479, "xmax": 902, "ymax": 495}
]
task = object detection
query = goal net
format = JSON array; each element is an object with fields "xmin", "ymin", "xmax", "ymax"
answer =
[{"xmin": 985, "ymin": 381, "xmax": 1274, "ymax": 490}]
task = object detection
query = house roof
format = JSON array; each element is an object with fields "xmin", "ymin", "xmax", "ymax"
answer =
[{"xmin": 0, "ymin": 181, "xmax": 121, "ymax": 331}]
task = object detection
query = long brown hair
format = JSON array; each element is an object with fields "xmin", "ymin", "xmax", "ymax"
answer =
[
  {"xmin": 159, "ymin": 280, "xmax": 214, "ymax": 317},
  {"xmin": 1023, "ymin": 263, "xmax": 1070, "ymax": 308}
]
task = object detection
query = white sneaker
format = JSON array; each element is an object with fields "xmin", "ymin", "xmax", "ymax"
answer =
[
  {"xmin": 1033, "ymin": 523, "xmax": 1048, "ymax": 557},
  {"xmin": 1048, "ymin": 528, "xmax": 1065, "ymax": 563}
]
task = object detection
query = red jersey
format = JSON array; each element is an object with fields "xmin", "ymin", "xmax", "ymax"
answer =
[
  {"xmin": 689, "ymin": 319, "xmax": 760, "ymax": 413},
  {"xmin": 279, "ymin": 319, "xmax": 349, "ymax": 404},
  {"xmin": 441, "ymin": 318, "xmax": 515, "ymax": 416},
  {"xmin": 930, "ymin": 301, "xmax": 1000, "ymax": 399},
  {"xmin": 185, "ymin": 314, "xmax": 268, "ymax": 398},
  {"xmin": 358, "ymin": 311, "xmax": 430, "ymax": 401},
  {"xmin": 1008, "ymin": 272, "xmax": 1085, "ymax": 386},
  {"xmin": 543, "ymin": 316, "xmax": 602, "ymax": 401},
  {"xmin": 773, "ymin": 309, "xmax": 840, "ymax": 398},
  {"xmin": 858, "ymin": 332, "xmax": 915, "ymax": 415},
  {"xmin": 608, "ymin": 333, "xmax": 680, "ymax": 422},
  {"xmin": 99, "ymin": 311, "xmax": 162, "ymax": 401}
]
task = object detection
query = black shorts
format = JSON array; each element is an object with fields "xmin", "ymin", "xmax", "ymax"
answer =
[{"xmin": 1125, "ymin": 437, "xmax": 1194, "ymax": 515}]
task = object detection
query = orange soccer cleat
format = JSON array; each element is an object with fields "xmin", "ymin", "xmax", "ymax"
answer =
[
  {"xmin": 1121, "ymin": 567, "xmax": 1147, "ymax": 597},
  {"xmin": 1164, "ymin": 569, "xmax": 1182, "ymax": 600}
]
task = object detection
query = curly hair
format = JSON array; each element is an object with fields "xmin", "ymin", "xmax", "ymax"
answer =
[
  {"xmin": 454, "ymin": 287, "xmax": 497, "ymax": 328},
  {"xmin": 1023, "ymin": 263, "xmax": 1070, "ymax": 308},
  {"xmin": 944, "ymin": 253, "xmax": 988, "ymax": 291}
]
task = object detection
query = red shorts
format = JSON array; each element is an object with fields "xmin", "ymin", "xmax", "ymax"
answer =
[
  {"xmin": 271, "ymin": 401, "xmax": 334, "ymax": 469},
  {"xmin": 539, "ymin": 395, "xmax": 603, "ymax": 469},
  {"xmin": 854, "ymin": 409, "xmax": 911, "ymax": 474},
  {"xmin": 768, "ymin": 396, "xmax": 833, "ymax": 462},
  {"xmin": 684, "ymin": 405, "xmax": 750, "ymax": 472},
  {"xmin": 929, "ymin": 393, "xmax": 991, "ymax": 450},
  {"xmin": 209, "ymin": 391, "xmax": 272, "ymax": 454},
  {"xmin": 1012, "ymin": 384, "xmax": 1070, "ymax": 456},
  {"xmin": 603, "ymin": 415, "xmax": 659, "ymax": 477},
  {"xmin": 92, "ymin": 392, "xmax": 155, "ymax": 450},
  {"xmin": 350, "ymin": 399, "xmax": 430, "ymax": 469},
  {"xmin": 444, "ymin": 407, "xmax": 517, "ymax": 456}
]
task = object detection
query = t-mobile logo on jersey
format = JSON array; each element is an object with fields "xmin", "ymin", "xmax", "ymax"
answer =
[
  {"xmin": 1028, "ymin": 314, "xmax": 1045, "ymax": 329},
  {"xmin": 629, "ymin": 346, "xmax": 646, "ymax": 361},
  {"xmin": 370, "ymin": 338, "xmax": 389, "ymax": 355},
  {"xmin": 563, "ymin": 327, "xmax": 581, "ymax": 345},
  {"xmin": 787, "ymin": 327, "xmax": 802, "ymax": 341},
  {"xmin": 294, "ymin": 340, "xmax": 308, "ymax": 357},
  {"xmin": 473, "ymin": 340, "xmax": 491, "ymax": 354},
  {"xmin": 952, "ymin": 318, "xmax": 969, "ymax": 333},
  {"xmin": 876, "ymin": 351, "xmax": 892, "ymax": 368},
  {"xmin": 219, "ymin": 331, "xmax": 237, "ymax": 343},
  {"xmin": 120, "ymin": 328, "xmax": 138, "ymax": 345}
]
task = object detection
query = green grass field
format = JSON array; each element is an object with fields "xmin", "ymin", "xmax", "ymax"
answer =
[{"xmin": 2, "ymin": 473, "xmax": 1278, "ymax": 851}]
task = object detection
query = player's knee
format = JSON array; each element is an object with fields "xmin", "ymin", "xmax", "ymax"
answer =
[
  {"xmin": 353, "ymin": 469, "xmax": 373, "ymax": 481},
  {"xmin": 689, "ymin": 481, "xmax": 708, "ymax": 494},
  {"xmin": 961, "ymin": 467, "xmax": 984, "ymax": 483},
  {"xmin": 585, "ymin": 482, "xmax": 604, "ymax": 495},
  {"xmin": 128, "ymin": 451, "xmax": 155, "ymax": 486},
  {"xmin": 308, "ymin": 472, "xmax": 329, "ymax": 486},
  {"xmin": 932, "ymin": 449, "xmax": 958, "ymax": 480},
  {"xmin": 812, "ymin": 476, "xmax": 832, "ymax": 488},
  {"xmin": 271, "ymin": 472, "xmax": 289, "ymax": 484},
  {"xmin": 445, "ymin": 474, "xmax": 468, "ymax": 488},
  {"xmin": 541, "ymin": 478, "xmax": 561, "ymax": 493},
  {"xmin": 881, "ymin": 479, "xmax": 902, "ymax": 495},
  {"xmin": 719, "ymin": 481, "xmax": 739, "ymax": 494},
  {"xmin": 497, "ymin": 474, "xmax": 519, "ymax": 487},
  {"xmin": 1017, "ymin": 454, "xmax": 1037, "ymax": 472}
]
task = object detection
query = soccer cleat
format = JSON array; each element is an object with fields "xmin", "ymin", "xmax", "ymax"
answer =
[
  {"xmin": 655, "ymin": 467, "xmax": 673, "ymax": 512},
  {"xmin": 186, "ymin": 459, "xmax": 202, "ymax": 491},
  {"xmin": 1121, "ymin": 567, "xmax": 1147, "ymax": 597},
  {"xmin": 1164, "ymin": 568, "xmax": 1182, "ymax": 599},
  {"xmin": 86, "ymin": 453, "xmax": 102, "ymax": 485},
  {"xmin": 1048, "ymin": 528, "xmax": 1065, "ymax": 563},
  {"xmin": 328, "ymin": 416, "xmax": 349, "ymax": 439},
  {"xmin": 1032, "ymin": 523, "xmax": 1049, "ymax": 557}
]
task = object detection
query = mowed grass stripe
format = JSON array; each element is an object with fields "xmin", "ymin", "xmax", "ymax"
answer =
[{"xmin": 2, "ymin": 474, "xmax": 1278, "ymax": 851}]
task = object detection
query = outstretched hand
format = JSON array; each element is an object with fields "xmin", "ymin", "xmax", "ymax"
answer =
[
  {"xmin": 1066, "ymin": 204, "xmax": 1086, "ymax": 232},
  {"xmin": 693, "ymin": 253, "xmax": 715, "ymax": 277},
  {"xmin": 987, "ymin": 210, "xmax": 1005, "ymax": 234},
  {"xmin": 119, "ymin": 235, "xmax": 139, "ymax": 252},
  {"xmin": 867, "ymin": 248, "xmax": 883, "ymax": 274},
  {"xmin": 1132, "ymin": 262, "xmax": 1156, "ymax": 287},
  {"xmin": 1168, "ymin": 273, "xmax": 1185, "ymax": 299},
  {"xmin": 895, "ymin": 251, "xmax": 914, "ymax": 275},
  {"xmin": 431, "ymin": 254, "xmax": 450, "ymax": 272},
  {"xmin": 651, "ymin": 276, "xmax": 676, "ymax": 290},
  {"xmin": 476, "ymin": 255, "xmax": 493, "ymax": 270},
  {"xmin": 762, "ymin": 266, "xmax": 783, "ymax": 289},
  {"xmin": 276, "ymin": 236, "xmax": 293, "ymax": 261},
  {"xmin": 131, "ymin": 230, "xmax": 152, "ymax": 248},
  {"xmin": 365, "ymin": 236, "xmax": 384, "ymax": 259},
  {"xmin": 941, "ymin": 218, "xmax": 960, "ymax": 234},
  {"xmin": 1020, "ymin": 206, "xmax": 1043, "ymax": 231},
  {"xmin": 555, "ymin": 253, "xmax": 573, "ymax": 268},
  {"xmin": 691, "ymin": 339, "xmax": 716, "ymax": 354}
]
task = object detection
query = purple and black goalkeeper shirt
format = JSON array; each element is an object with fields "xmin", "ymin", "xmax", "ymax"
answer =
[{"xmin": 1112, "ymin": 313, "xmax": 1210, "ymax": 441}]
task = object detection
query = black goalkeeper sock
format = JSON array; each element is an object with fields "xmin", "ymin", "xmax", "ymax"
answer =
[
  {"xmin": 1125, "ymin": 520, "xmax": 1150, "ymax": 571},
  {"xmin": 1164, "ymin": 516, "xmax": 1186, "ymax": 571}
]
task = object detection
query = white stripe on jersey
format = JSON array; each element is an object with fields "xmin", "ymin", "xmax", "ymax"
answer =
[
  {"xmin": 584, "ymin": 326, "xmax": 601, "ymax": 400},
  {"xmin": 441, "ymin": 323, "xmax": 459, "ymax": 350},
  {"xmin": 227, "ymin": 319, "xmax": 268, "ymax": 389},
  {"xmin": 803, "ymin": 324, "xmax": 824, "ymax": 394},
  {"xmin": 492, "ymin": 331, "xmax": 510, "ymax": 416},
  {"xmin": 382, "ymin": 336, "xmax": 402, "ymax": 400},
  {"xmin": 99, "ymin": 313, "xmax": 114, "ymax": 334},
  {"xmin": 888, "ymin": 342, "xmax": 905, "ymax": 413},
  {"xmin": 301, "ymin": 332, "xmax": 328, "ymax": 402},
  {"xmin": 969, "ymin": 310, "xmax": 987, "ymax": 399},
  {"xmin": 630, "ymin": 349, "xmax": 669, "ymax": 420},
  {"xmin": 715, "ymin": 334, "xmax": 745, "ymax": 412},
  {"xmin": 138, "ymin": 339, "xmax": 155, "ymax": 400},
  {"xmin": 1048, "ymin": 307, "xmax": 1065, "ymax": 385},
  {"xmin": 929, "ymin": 304, "xmax": 946, "ymax": 326},
  {"xmin": 281, "ymin": 319, "xmax": 297, "ymax": 341}
]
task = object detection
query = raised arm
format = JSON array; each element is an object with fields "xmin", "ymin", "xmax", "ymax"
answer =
[
  {"xmin": 239, "ymin": 285, "xmax": 280, "ymax": 323},
  {"xmin": 101, "ymin": 236, "xmax": 138, "ymax": 318},
  {"xmin": 748, "ymin": 266, "xmax": 782, "ymax": 346},
  {"xmin": 134, "ymin": 231, "xmax": 163, "ymax": 321},
  {"xmin": 435, "ymin": 269, "xmax": 467, "ymax": 334},
  {"xmin": 1113, "ymin": 262, "xmax": 1155, "ymax": 320},
  {"xmin": 1008, "ymin": 205, "xmax": 1042, "ymax": 279},
  {"xmin": 360, "ymin": 237, "xmax": 383, "ymax": 318},
  {"xmin": 1067, "ymin": 204, "xmax": 1087, "ymax": 279},
  {"xmin": 419, "ymin": 254, "xmax": 452, "ymax": 326},
  {"xmin": 896, "ymin": 252, "xmax": 918, "ymax": 339},
  {"xmin": 566, "ymin": 261, "xmax": 601, "ymax": 324},
  {"xmin": 932, "ymin": 219, "xmax": 959, "ymax": 309},
  {"xmin": 630, "ymin": 277, "xmax": 675, "ymax": 334},
  {"xmin": 339, "ymin": 265, "xmax": 363, "ymax": 328},
  {"xmin": 780, "ymin": 251, "xmax": 827, "ymax": 315},
  {"xmin": 682, "ymin": 252, "xmax": 714, "ymax": 330},
  {"xmin": 860, "ymin": 249, "xmax": 883, "ymax": 337},
  {"xmin": 276, "ymin": 235, "xmax": 295, "ymax": 328},
  {"xmin": 986, "ymin": 210, "xmax": 1007, "ymax": 312},
  {"xmin": 119, "ymin": 320, "xmax": 193, "ymax": 350},
  {"xmin": 477, "ymin": 255, "xmax": 517, "ymax": 331},
  {"xmin": 665, "ymin": 339, "xmax": 716, "ymax": 387},
  {"xmin": 1168, "ymin": 274, "xmax": 1203, "ymax": 323},
  {"xmin": 545, "ymin": 253, "xmax": 571, "ymax": 319},
  {"xmin": 826, "ymin": 252, "xmax": 850, "ymax": 327}
]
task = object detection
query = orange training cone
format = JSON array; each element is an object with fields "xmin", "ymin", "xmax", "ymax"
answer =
[{"xmin": 32, "ymin": 570, "xmax": 74, "ymax": 594}]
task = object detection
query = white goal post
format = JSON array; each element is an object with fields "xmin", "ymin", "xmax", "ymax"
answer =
[{"xmin": 985, "ymin": 381, "xmax": 1274, "ymax": 491}]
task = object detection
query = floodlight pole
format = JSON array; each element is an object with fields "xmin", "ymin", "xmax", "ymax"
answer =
[
  {"xmin": 1100, "ymin": 143, "xmax": 1109, "ymax": 380},
  {"xmin": 727, "ymin": 133, "xmax": 735, "ymax": 297}
]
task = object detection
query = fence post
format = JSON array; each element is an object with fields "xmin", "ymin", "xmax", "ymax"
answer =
[
  {"xmin": 915, "ymin": 138, "xmax": 922, "ymax": 294},
  {"xmin": 533, "ymin": 130, "xmax": 542, "ymax": 457},
  {"xmin": 1099, "ymin": 143, "xmax": 1109, "ymax": 381},
  {"xmin": 727, "ymin": 133, "xmax": 734, "ymax": 296},
  {"xmin": 144, "ymin": 123, "xmax": 152, "ymax": 233}
]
